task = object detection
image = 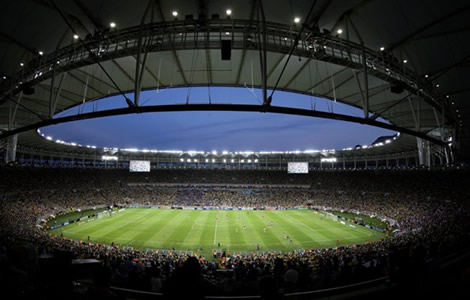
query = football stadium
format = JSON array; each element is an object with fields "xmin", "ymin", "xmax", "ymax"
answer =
[{"xmin": 1, "ymin": 1, "xmax": 470, "ymax": 299}]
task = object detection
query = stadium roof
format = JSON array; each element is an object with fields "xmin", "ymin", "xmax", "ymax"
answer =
[{"xmin": 0, "ymin": 0, "xmax": 468, "ymax": 159}]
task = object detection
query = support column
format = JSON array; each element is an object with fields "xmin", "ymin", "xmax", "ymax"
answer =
[
  {"xmin": 417, "ymin": 137, "xmax": 431, "ymax": 167},
  {"xmin": 5, "ymin": 134, "xmax": 18, "ymax": 163}
]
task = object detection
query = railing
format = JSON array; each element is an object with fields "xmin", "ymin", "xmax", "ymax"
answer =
[{"xmin": 74, "ymin": 275, "xmax": 390, "ymax": 299}]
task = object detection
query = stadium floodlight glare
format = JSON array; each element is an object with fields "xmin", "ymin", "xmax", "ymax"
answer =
[
  {"xmin": 223, "ymin": 159, "xmax": 227, "ymax": 163},
  {"xmin": 46, "ymin": 136, "xmax": 52, "ymax": 140},
  {"xmin": 212, "ymin": 150, "xmax": 217, "ymax": 155},
  {"xmin": 180, "ymin": 158, "xmax": 184, "ymax": 162},
  {"xmin": 336, "ymin": 29, "xmax": 343, "ymax": 34},
  {"xmin": 205, "ymin": 159, "xmax": 209, "ymax": 163},
  {"xmin": 248, "ymin": 159, "xmax": 252, "ymax": 163},
  {"xmin": 425, "ymin": 74, "xmax": 429, "ymax": 78},
  {"xmin": 294, "ymin": 17, "xmax": 300, "ymax": 23},
  {"xmin": 436, "ymin": 84, "xmax": 440, "ymax": 88},
  {"xmin": 385, "ymin": 139, "xmax": 392, "ymax": 144},
  {"xmin": 304, "ymin": 150, "xmax": 319, "ymax": 153},
  {"xmin": 2, "ymin": 76, "xmax": 6, "ymax": 79},
  {"xmin": 73, "ymin": 34, "xmax": 79, "ymax": 39},
  {"xmin": 70, "ymin": 142, "xmax": 77, "ymax": 146},
  {"xmin": 194, "ymin": 159, "xmax": 198, "ymax": 162},
  {"xmin": 187, "ymin": 159, "xmax": 191, "ymax": 163},
  {"xmin": 225, "ymin": 32, "xmax": 230, "ymax": 35},
  {"xmin": 226, "ymin": 9, "xmax": 232, "ymax": 16},
  {"xmin": 212, "ymin": 159, "xmax": 215, "ymax": 163},
  {"xmin": 403, "ymin": 59, "xmax": 408, "ymax": 64},
  {"xmin": 38, "ymin": 51, "xmax": 44, "ymax": 56},
  {"xmin": 20, "ymin": 62, "xmax": 24, "ymax": 67},
  {"xmin": 172, "ymin": 11, "xmax": 178, "ymax": 17},
  {"xmin": 255, "ymin": 159, "xmax": 258, "ymax": 163},
  {"xmin": 380, "ymin": 46, "xmax": 385, "ymax": 51},
  {"xmin": 231, "ymin": 159, "xmax": 235, "ymax": 163},
  {"xmin": 241, "ymin": 159, "xmax": 245, "ymax": 163},
  {"xmin": 110, "ymin": 22, "xmax": 116, "ymax": 28},
  {"xmin": 321, "ymin": 157, "xmax": 337, "ymax": 163},
  {"xmin": 361, "ymin": 145, "xmax": 368, "ymax": 149},
  {"xmin": 222, "ymin": 151, "xmax": 228, "ymax": 155},
  {"xmin": 102, "ymin": 155, "xmax": 118, "ymax": 161},
  {"xmin": 123, "ymin": 148, "xmax": 139, "ymax": 152}
]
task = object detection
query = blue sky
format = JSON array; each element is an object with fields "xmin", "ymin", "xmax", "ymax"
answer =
[{"xmin": 41, "ymin": 87, "xmax": 394, "ymax": 151}]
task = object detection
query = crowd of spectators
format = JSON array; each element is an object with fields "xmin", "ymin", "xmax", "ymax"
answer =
[{"xmin": 1, "ymin": 166, "xmax": 470, "ymax": 298}]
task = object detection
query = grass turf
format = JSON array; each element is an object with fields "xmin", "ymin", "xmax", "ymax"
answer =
[{"xmin": 50, "ymin": 208, "xmax": 385, "ymax": 257}]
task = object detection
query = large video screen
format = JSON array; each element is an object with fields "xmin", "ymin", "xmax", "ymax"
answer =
[
  {"xmin": 288, "ymin": 162, "xmax": 309, "ymax": 174},
  {"xmin": 129, "ymin": 160, "xmax": 151, "ymax": 172}
]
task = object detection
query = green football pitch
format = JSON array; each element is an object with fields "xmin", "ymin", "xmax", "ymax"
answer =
[{"xmin": 50, "ymin": 208, "xmax": 385, "ymax": 257}]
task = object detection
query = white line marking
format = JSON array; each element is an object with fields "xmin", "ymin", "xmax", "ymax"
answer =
[{"xmin": 213, "ymin": 219, "xmax": 218, "ymax": 245}]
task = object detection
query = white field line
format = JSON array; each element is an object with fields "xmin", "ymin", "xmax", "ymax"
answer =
[{"xmin": 213, "ymin": 219, "xmax": 218, "ymax": 245}]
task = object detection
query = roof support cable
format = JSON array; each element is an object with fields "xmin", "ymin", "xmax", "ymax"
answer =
[
  {"xmin": 269, "ymin": 0, "xmax": 318, "ymax": 100},
  {"xmin": 50, "ymin": 0, "xmax": 133, "ymax": 108}
]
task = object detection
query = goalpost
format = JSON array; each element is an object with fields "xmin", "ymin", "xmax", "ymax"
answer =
[{"xmin": 319, "ymin": 211, "xmax": 338, "ymax": 222}]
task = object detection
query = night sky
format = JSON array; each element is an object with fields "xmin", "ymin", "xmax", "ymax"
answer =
[{"xmin": 41, "ymin": 87, "xmax": 394, "ymax": 151}]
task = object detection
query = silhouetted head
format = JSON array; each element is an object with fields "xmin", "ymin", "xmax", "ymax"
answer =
[{"xmin": 183, "ymin": 256, "xmax": 201, "ymax": 277}]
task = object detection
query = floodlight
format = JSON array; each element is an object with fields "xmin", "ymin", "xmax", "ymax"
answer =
[
  {"xmin": 172, "ymin": 11, "xmax": 178, "ymax": 17},
  {"xmin": 294, "ymin": 17, "xmax": 300, "ymax": 23},
  {"xmin": 226, "ymin": 9, "xmax": 232, "ymax": 16}
]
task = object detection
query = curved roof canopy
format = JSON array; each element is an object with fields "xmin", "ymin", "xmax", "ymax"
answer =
[{"xmin": 0, "ymin": 0, "xmax": 468, "ymax": 157}]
